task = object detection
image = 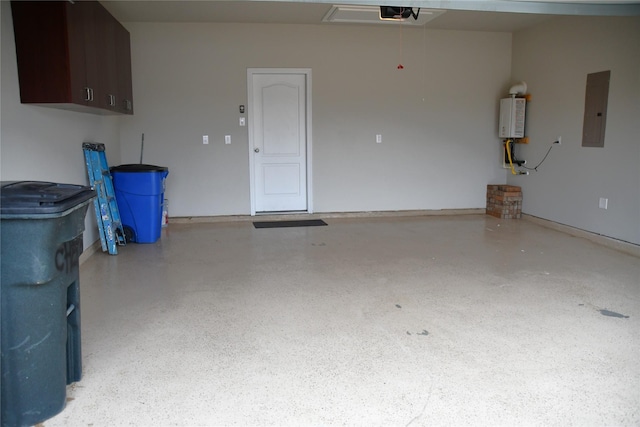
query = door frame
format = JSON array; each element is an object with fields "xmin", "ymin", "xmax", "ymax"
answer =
[{"xmin": 247, "ymin": 68, "xmax": 313, "ymax": 216}]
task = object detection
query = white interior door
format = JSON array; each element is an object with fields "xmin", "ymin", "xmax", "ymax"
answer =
[{"xmin": 249, "ymin": 70, "xmax": 312, "ymax": 214}]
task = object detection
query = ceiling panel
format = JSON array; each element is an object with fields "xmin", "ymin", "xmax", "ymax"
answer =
[{"xmin": 100, "ymin": 0, "xmax": 637, "ymax": 32}]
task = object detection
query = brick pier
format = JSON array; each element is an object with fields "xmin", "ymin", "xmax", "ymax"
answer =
[{"xmin": 486, "ymin": 185, "xmax": 522, "ymax": 219}]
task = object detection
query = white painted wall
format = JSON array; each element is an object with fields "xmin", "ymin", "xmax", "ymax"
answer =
[
  {"xmin": 510, "ymin": 16, "xmax": 640, "ymax": 245},
  {"xmin": 119, "ymin": 23, "xmax": 511, "ymax": 216},
  {"xmin": 1, "ymin": 2, "xmax": 121, "ymax": 249}
]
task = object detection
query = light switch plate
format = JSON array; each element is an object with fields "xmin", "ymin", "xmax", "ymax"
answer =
[
  {"xmin": 599, "ymin": 197, "xmax": 608, "ymax": 209},
  {"xmin": 202, "ymin": 135, "xmax": 209, "ymax": 145},
  {"xmin": 239, "ymin": 117, "xmax": 246, "ymax": 126},
  {"xmin": 225, "ymin": 135, "xmax": 231, "ymax": 145}
]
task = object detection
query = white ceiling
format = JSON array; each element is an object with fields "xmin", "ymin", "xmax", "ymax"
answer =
[{"xmin": 100, "ymin": 0, "xmax": 639, "ymax": 32}]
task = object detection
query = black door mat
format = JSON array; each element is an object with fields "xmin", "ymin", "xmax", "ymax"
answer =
[{"xmin": 253, "ymin": 219, "xmax": 328, "ymax": 229}]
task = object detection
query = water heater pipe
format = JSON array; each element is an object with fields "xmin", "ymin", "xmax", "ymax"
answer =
[{"xmin": 509, "ymin": 81, "xmax": 527, "ymax": 96}]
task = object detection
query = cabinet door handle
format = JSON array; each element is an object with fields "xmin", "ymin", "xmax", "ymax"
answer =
[
  {"xmin": 89, "ymin": 88, "xmax": 94, "ymax": 102},
  {"xmin": 108, "ymin": 94, "xmax": 116, "ymax": 107},
  {"xmin": 84, "ymin": 87, "xmax": 91, "ymax": 101}
]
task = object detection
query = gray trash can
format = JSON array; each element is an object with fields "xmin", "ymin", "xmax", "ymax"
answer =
[{"xmin": 1, "ymin": 181, "xmax": 95, "ymax": 427}]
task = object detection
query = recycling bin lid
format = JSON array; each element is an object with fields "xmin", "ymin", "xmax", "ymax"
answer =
[
  {"xmin": 0, "ymin": 181, "xmax": 95, "ymax": 216},
  {"xmin": 111, "ymin": 164, "xmax": 168, "ymax": 173}
]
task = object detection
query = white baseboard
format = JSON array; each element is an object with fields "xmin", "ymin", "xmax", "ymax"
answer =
[
  {"xmin": 169, "ymin": 208, "xmax": 486, "ymax": 224},
  {"xmin": 523, "ymin": 214, "xmax": 640, "ymax": 258},
  {"xmin": 80, "ymin": 239, "xmax": 102, "ymax": 265}
]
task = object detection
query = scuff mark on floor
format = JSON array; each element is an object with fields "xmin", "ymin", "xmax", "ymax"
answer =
[
  {"xmin": 599, "ymin": 309, "xmax": 629, "ymax": 319},
  {"xmin": 405, "ymin": 380, "xmax": 435, "ymax": 426},
  {"xmin": 578, "ymin": 302, "xmax": 630, "ymax": 319}
]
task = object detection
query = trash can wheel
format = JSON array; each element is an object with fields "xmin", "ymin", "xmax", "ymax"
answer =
[{"xmin": 123, "ymin": 226, "xmax": 135, "ymax": 243}]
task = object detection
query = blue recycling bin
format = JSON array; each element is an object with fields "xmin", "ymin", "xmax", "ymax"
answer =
[
  {"xmin": 1, "ymin": 181, "xmax": 95, "ymax": 427},
  {"xmin": 111, "ymin": 164, "xmax": 168, "ymax": 243}
]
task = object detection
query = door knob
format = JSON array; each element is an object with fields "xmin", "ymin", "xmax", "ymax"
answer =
[{"xmin": 254, "ymin": 148, "xmax": 260, "ymax": 153}]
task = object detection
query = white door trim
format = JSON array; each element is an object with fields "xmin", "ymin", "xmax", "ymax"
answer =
[{"xmin": 247, "ymin": 68, "xmax": 313, "ymax": 216}]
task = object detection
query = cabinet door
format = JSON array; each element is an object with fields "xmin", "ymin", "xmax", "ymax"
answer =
[
  {"xmin": 65, "ymin": 2, "xmax": 91, "ymax": 105},
  {"xmin": 11, "ymin": 1, "xmax": 88, "ymax": 105},
  {"xmin": 115, "ymin": 23, "xmax": 134, "ymax": 114},
  {"xmin": 100, "ymin": 6, "xmax": 120, "ymax": 111},
  {"xmin": 82, "ymin": 1, "xmax": 111, "ymax": 110},
  {"xmin": 82, "ymin": 2, "xmax": 123, "ymax": 112}
]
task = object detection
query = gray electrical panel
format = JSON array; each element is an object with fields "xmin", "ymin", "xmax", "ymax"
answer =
[{"xmin": 582, "ymin": 70, "xmax": 610, "ymax": 148}]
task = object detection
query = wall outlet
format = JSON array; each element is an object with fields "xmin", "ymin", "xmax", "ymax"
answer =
[
  {"xmin": 239, "ymin": 117, "xmax": 246, "ymax": 127},
  {"xmin": 376, "ymin": 134, "xmax": 382, "ymax": 143},
  {"xmin": 599, "ymin": 197, "xmax": 608, "ymax": 209},
  {"xmin": 202, "ymin": 135, "xmax": 209, "ymax": 145},
  {"xmin": 554, "ymin": 136, "xmax": 562, "ymax": 145}
]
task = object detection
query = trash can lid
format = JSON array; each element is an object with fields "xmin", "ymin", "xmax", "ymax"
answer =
[
  {"xmin": 111, "ymin": 164, "xmax": 168, "ymax": 173},
  {"xmin": 0, "ymin": 181, "xmax": 96, "ymax": 216}
]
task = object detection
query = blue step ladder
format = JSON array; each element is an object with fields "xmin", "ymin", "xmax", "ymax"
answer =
[{"xmin": 82, "ymin": 142, "xmax": 126, "ymax": 255}]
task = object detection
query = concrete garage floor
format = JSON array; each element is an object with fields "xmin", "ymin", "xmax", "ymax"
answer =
[{"xmin": 48, "ymin": 214, "xmax": 639, "ymax": 426}]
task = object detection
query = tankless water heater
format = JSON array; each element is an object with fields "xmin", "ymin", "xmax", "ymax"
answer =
[{"xmin": 499, "ymin": 97, "xmax": 526, "ymax": 139}]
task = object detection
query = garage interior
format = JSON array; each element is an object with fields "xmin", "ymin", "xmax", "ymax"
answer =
[{"xmin": 1, "ymin": 0, "xmax": 639, "ymax": 425}]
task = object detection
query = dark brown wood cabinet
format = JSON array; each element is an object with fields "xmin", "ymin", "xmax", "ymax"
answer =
[
  {"xmin": 115, "ymin": 22, "xmax": 134, "ymax": 114},
  {"xmin": 11, "ymin": 1, "xmax": 134, "ymax": 115}
]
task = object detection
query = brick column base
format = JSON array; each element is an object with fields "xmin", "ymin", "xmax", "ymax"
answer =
[{"xmin": 486, "ymin": 185, "xmax": 522, "ymax": 219}]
